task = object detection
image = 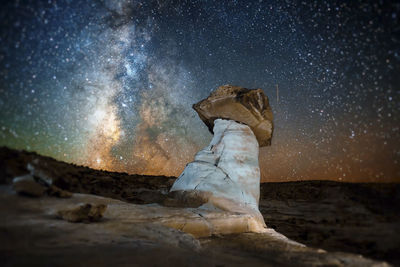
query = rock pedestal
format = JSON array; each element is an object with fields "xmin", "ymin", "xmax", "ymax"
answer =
[
  {"xmin": 170, "ymin": 119, "xmax": 265, "ymax": 230},
  {"xmin": 170, "ymin": 85, "xmax": 274, "ymax": 232}
]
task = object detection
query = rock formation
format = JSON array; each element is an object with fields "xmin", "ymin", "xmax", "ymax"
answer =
[
  {"xmin": 12, "ymin": 165, "xmax": 72, "ymax": 198},
  {"xmin": 170, "ymin": 85, "xmax": 274, "ymax": 231},
  {"xmin": 12, "ymin": 174, "xmax": 47, "ymax": 197},
  {"xmin": 193, "ymin": 84, "xmax": 273, "ymax": 146}
]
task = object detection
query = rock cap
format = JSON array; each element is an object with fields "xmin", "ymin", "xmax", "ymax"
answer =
[{"xmin": 193, "ymin": 85, "xmax": 273, "ymax": 146}]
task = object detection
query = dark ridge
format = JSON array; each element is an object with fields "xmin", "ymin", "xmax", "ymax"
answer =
[
  {"xmin": 260, "ymin": 181, "xmax": 400, "ymax": 265},
  {"xmin": 0, "ymin": 146, "xmax": 176, "ymax": 204}
]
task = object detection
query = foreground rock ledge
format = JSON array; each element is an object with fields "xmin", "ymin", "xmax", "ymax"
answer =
[{"xmin": 0, "ymin": 186, "xmax": 390, "ymax": 267}]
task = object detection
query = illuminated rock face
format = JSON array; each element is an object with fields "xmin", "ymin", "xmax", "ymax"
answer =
[
  {"xmin": 170, "ymin": 85, "xmax": 274, "ymax": 231},
  {"xmin": 193, "ymin": 84, "xmax": 273, "ymax": 147},
  {"xmin": 170, "ymin": 119, "xmax": 265, "ymax": 230}
]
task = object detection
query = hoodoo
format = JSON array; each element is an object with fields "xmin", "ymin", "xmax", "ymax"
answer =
[{"xmin": 170, "ymin": 85, "xmax": 274, "ymax": 231}]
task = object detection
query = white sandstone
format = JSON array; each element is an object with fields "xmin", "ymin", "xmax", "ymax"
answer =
[{"xmin": 170, "ymin": 119, "xmax": 266, "ymax": 230}]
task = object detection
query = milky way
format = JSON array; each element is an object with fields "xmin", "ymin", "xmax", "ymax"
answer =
[{"xmin": 0, "ymin": 0, "xmax": 399, "ymax": 182}]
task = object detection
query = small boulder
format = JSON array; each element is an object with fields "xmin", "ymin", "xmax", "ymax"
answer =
[
  {"xmin": 57, "ymin": 203, "xmax": 107, "ymax": 223},
  {"xmin": 12, "ymin": 174, "xmax": 47, "ymax": 197},
  {"xmin": 48, "ymin": 185, "xmax": 73, "ymax": 198},
  {"xmin": 27, "ymin": 163, "xmax": 53, "ymax": 186},
  {"xmin": 193, "ymin": 84, "xmax": 273, "ymax": 147}
]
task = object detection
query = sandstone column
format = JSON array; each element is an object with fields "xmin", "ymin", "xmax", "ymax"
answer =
[{"xmin": 170, "ymin": 85, "xmax": 273, "ymax": 231}]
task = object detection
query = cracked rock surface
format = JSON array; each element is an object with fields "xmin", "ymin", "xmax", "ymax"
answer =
[
  {"xmin": 0, "ymin": 185, "xmax": 390, "ymax": 267},
  {"xmin": 193, "ymin": 84, "xmax": 273, "ymax": 147},
  {"xmin": 0, "ymin": 147, "xmax": 398, "ymax": 266},
  {"xmin": 170, "ymin": 119, "xmax": 265, "ymax": 230}
]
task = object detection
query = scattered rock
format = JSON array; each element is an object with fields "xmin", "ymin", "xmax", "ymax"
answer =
[
  {"xmin": 12, "ymin": 169, "xmax": 72, "ymax": 198},
  {"xmin": 27, "ymin": 162, "xmax": 53, "ymax": 186},
  {"xmin": 27, "ymin": 162, "xmax": 73, "ymax": 198},
  {"xmin": 57, "ymin": 203, "xmax": 107, "ymax": 223},
  {"xmin": 193, "ymin": 84, "xmax": 273, "ymax": 147},
  {"xmin": 12, "ymin": 174, "xmax": 47, "ymax": 197},
  {"xmin": 48, "ymin": 184, "xmax": 72, "ymax": 198}
]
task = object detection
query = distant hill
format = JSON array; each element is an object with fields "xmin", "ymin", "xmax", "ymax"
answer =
[{"xmin": 0, "ymin": 146, "xmax": 176, "ymax": 204}]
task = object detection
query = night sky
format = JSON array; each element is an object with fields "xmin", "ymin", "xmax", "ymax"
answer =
[{"xmin": 1, "ymin": 0, "xmax": 399, "ymax": 182}]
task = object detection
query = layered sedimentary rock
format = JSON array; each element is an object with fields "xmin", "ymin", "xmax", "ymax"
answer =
[
  {"xmin": 171, "ymin": 119, "xmax": 265, "ymax": 229},
  {"xmin": 170, "ymin": 85, "xmax": 274, "ymax": 231},
  {"xmin": 1, "ymin": 185, "xmax": 390, "ymax": 266},
  {"xmin": 193, "ymin": 84, "xmax": 273, "ymax": 147}
]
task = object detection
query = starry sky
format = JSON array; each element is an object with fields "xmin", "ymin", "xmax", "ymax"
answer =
[{"xmin": 1, "ymin": 0, "xmax": 399, "ymax": 182}]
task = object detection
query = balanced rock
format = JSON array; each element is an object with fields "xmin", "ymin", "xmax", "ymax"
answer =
[
  {"xmin": 193, "ymin": 84, "xmax": 273, "ymax": 147},
  {"xmin": 12, "ymin": 174, "xmax": 47, "ymax": 197},
  {"xmin": 170, "ymin": 85, "xmax": 274, "ymax": 231}
]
